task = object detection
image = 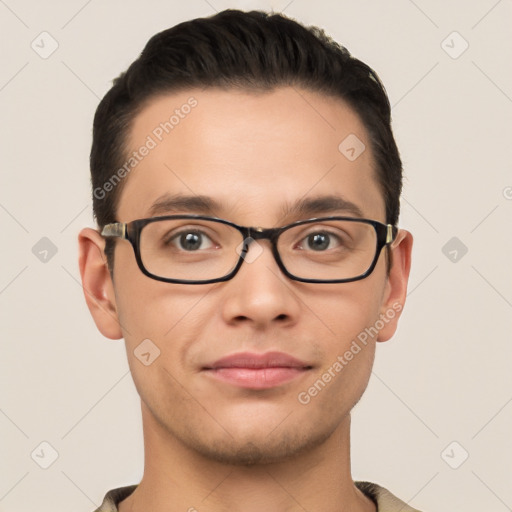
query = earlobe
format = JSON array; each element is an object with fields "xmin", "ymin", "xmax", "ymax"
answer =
[
  {"xmin": 78, "ymin": 227, "xmax": 123, "ymax": 340},
  {"xmin": 377, "ymin": 229, "xmax": 413, "ymax": 342}
]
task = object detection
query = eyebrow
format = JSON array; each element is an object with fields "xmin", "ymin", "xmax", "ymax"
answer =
[
  {"xmin": 147, "ymin": 193, "xmax": 365, "ymax": 221},
  {"xmin": 278, "ymin": 195, "xmax": 365, "ymax": 220},
  {"xmin": 148, "ymin": 194, "xmax": 220, "ymax": 217}
]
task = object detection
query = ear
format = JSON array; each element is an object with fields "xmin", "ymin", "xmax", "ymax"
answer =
[
  {"xmin": 377, "ymin": 229, "xmax": 413, "ymax": 342},
  {"xmin": 78, "ymin": 227, "xmax": 123, "ymax": 340}
]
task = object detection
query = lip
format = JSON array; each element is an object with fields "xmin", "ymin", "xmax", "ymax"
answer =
[{"xmin": 202, "ymin": 351, "xmax": 312, "ymax": 390}]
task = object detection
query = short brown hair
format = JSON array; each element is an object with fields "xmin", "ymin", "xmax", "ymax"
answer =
[{"xmin": 90, "ymin": 9, "xmax": 402, "ymax": 274}]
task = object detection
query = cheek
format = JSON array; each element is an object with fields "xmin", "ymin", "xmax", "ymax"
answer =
[
  {"xmin": 314, "ymin": 273, "xmax": 386, "ymax": 345},
  {"xmin": 306, "ymin": 274, "xmax": 385, "ymax": 378},
  {"xmin": 113, "ymin": 249, "xmax": 208, "ymax": 342},
  {"xmin": 114, "ymin": 276, "xmax": 165, "ymax": 343},
  {"xmin": 113, "ymin": 280, "xmax": 204, "ymax": 416},
  {"xmin": 113, "ymin": 269, "xmax": 214, "ymax": 379},
  {"xmin": 297, "ymin": 285, "xmax": 381, "ymax": 415}
]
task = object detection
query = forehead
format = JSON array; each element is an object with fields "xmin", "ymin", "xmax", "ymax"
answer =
[{"xmin": 116, "ymin": 86, "xmax": 385, "ymax": 224}]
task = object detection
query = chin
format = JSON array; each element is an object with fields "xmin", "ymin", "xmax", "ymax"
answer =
[{"xmin": 182, "ymin": 423, "xmax": 335, "ymax": 466}]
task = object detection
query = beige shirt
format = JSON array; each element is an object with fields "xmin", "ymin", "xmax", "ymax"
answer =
[{"xmin": 92, "ymin": 481, "xmax": 423, "ymax": 511}]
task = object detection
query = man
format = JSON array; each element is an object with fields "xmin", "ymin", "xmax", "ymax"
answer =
[{"xmin": 79, "ymin": 8, "xmax": 416, "ymax": 512}]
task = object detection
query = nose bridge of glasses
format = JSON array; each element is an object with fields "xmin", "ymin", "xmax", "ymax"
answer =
[
  {"xmin": 239, "ymin": 227, "xmax": 280, "ymax": 256},
  {"xmin": 246, "ymin": 226, "xmax": 279, "ymax": 242},
  {"xmin": 233, "ymin": 226, "xmax": 283, "ymax": 276},
  {"xmin": 231, "ymin": 226, "xmax": 279, "ymax": 263}
]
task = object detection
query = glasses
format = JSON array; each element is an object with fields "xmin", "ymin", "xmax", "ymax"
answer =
[{"xmin": 101, "ymin": 215, "xmax": 397, "ymax": 285}]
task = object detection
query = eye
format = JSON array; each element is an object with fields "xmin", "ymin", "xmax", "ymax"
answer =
[
  {"xmin": 167, "ymin": 230, "xmax": 215, "ymax": 251},
  {"xmin": 301, "ymin": 231, "xmax": 341, "ymax": 251}
]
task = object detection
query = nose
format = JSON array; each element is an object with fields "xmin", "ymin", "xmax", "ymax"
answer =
[{"xmin": 220, "ymin": 239, "xmax": 301, "ymax": 329}]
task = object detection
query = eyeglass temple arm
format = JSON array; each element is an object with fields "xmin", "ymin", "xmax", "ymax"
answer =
[
  {"xmin": 386, "ymin": 224, "xmax": 398, "ymax": 244},
  {"xmin": 101, "ymin": 223, "xmax": 127, "ymax": 239}
]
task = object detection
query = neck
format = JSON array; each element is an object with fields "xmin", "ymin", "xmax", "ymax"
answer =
[{"xmin": 119, "ymin": 402, "xmax": 375, "ymax": 512}]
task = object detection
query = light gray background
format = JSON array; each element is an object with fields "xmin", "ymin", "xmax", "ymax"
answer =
[{"xmin": 1, "ymin": 1, "xmax": 511, "ymax": 511}]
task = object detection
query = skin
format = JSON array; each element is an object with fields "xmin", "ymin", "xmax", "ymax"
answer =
[{"xmin": 79, "ymin": 86, "xmax": 412, "ymax": 512}]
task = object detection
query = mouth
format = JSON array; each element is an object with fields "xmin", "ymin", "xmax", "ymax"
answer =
[{"xmin": 202, "ymin": 351, "xmax": 313, "ymax": 390}]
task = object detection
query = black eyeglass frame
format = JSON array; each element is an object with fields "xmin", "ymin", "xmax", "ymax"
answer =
[{"xmin": 101, "ymin": 215, "xmax": 398, "ymax": 285}]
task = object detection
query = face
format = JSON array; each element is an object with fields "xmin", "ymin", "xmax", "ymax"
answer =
[{"xmin": 80, "ymin": 86, "xmax": 411, "ymax": 465}]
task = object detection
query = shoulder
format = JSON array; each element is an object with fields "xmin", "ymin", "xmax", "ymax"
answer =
[
  {"xmin": 92, "ymin": 481, "xmax": 423, "ymax": 512},
  {"xmin": 91, "ymin": 485, "xmax": 137, "ymax": 512},
  {"xmin": 355, "ymin": 481, "xmax": 424, "ymax": 512}
]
